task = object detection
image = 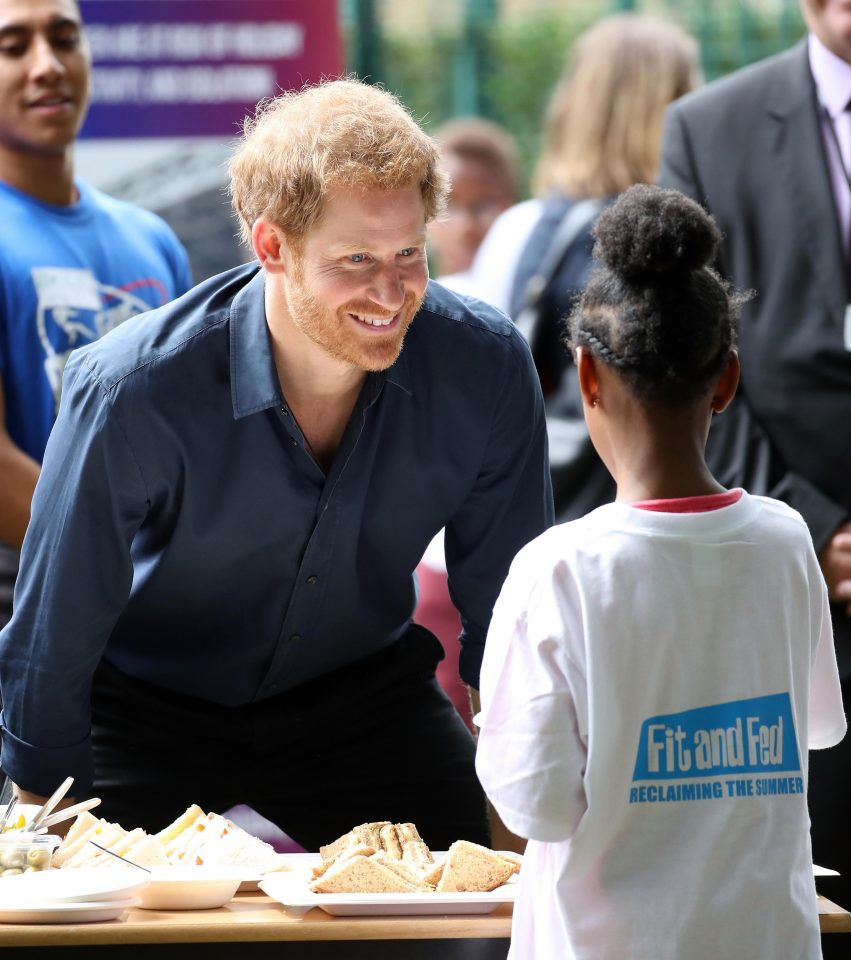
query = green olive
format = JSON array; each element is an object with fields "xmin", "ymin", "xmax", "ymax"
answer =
[
  {"xmin": 0, "ymin": 851, "xmax": 25, "ymax": 869},
  {"xmin": 26, "ymin": 848, "xmax": 49, "ymax": 867}
]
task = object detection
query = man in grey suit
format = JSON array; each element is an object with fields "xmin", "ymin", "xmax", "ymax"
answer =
[{"xmin": 660, "ymin": 0, "xmax": 851, "ymax": 914}]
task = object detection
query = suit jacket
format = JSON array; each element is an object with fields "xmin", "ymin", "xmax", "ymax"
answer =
[{"xmin": 659, "ymin": 41, "xmax": 851, "ymax": 675}]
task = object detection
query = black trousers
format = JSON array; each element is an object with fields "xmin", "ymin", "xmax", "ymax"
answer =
[{"xmin": 90, "ymin": 625, "xmax": 489, "ymax": 852}]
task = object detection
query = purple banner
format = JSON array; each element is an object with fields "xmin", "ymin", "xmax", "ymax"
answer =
[{"xmin": 78, "ymin": 0, "xmax": 343, "ymax": 139}]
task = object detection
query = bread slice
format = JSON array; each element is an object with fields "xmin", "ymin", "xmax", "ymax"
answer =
[
  {"xmin": 363, "ymin": 821, "xmax": 389, "ymax": 852},
  {"xmin": 319, "ymin": 829, "xmax": 360, "ymax": 862},
  {"xmin": 63, "ymin": 811, "xmax": 100, "ymax": 847},
  {"xmin": 319, "ymin": 821, "xmax": 390, "ymax": 861},
  {"xmin": 435, "ymin": 840, "xmax": 517, "ymax": 893},
  {"xmin": 310, "ymin": 854, "xmax": 420, "ymax": 894},
  {"xmin": 192, "ymin": 819, "xmax": 290, "ymax": 873},
  {"xmin": 371, "ymin": 852, "xmax": 434, "ymax": 891},
  {"xmin": 166, "ymin": 811, "xmax": 218, "ymax": 864},
  {"xmin": 60, "ymin": 822, "xmax": 127, "ymax": 868},
  {"xmin": 156, "ymin": 804, "xmax": 206, "ymax": 858},
  {"xmin": 110, "ymin": 827, "xmax": 147, "ymax": 855},
  {"xmin": 125, "ymin": 832, "xmax": 169, "ymax": 867},
  {"xmin": 83, "ymin": 826, "xmax": 147, "ymax": 867},
  {"xmin": 312, "ymin": 844, "xmax": 376, "ymax": 880},
  {"xmin": 420, "ymin": 859, "xmax": 445, "ymax": 887},
  {"xmin": 396, "ymin": 823, "xmax": 423, "ymax": 844},
  {"xmin": 379, "ymin": 823, "xmax": 402, "ymax": 859},
  {"xmin": 499, "ymin": 852, "xmax": 523, "ymax": 876},
  {"xmin": 160, "ymin": 810, "xmax": 289, "ymax": 873},
  {"xmin": 401, "ymin": 839, "xmax": 434, "ymax": 871},
  {"xmin": 52, "ymin": 812, "xmax": 102, "ymax": 867}
]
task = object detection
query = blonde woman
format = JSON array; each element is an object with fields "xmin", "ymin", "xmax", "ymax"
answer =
[{"xmin": 467, "ymin": 13, "xmax": 700, "ymax": 519}]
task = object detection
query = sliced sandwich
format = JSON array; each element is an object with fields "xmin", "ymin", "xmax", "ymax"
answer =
[
  {"xmin": 54, "ymin": 802, "xmax": 289, "ymax": 874},
  {"xmin": 435, "ymin": 840, "xmax": 518, "ymax": 893},
  {"xmin": 310, "ymin": 854, "xmax": 421, "ymax": 894},
  {"xmin": 155, "ymin": 804, "xmax": 206, "ymax": 860},
  {"xmin": 165, "ymin": 810, "xmax": 290, "ymax": 873}
]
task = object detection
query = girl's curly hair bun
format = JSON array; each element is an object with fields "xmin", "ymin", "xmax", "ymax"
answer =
[{"xmin": 592, "ymin": 183, "xmax": 720, "ymax": 280}]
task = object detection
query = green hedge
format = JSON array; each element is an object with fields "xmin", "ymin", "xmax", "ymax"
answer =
[{"xmin": 365, "ymin": 3, "xmax": 805, "ymax": 194}]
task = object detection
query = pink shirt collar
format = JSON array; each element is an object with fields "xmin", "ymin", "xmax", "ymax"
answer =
[{"xmin": 808, "ymin": 32, "xmax": 851, "ymax": 119}]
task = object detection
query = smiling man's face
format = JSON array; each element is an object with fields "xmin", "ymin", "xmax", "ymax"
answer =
[
  {"xmin": 0, "ymin": 0, "xmax": 90, "ymax": 166},
  {"xmin": 280, "ymin": 182, "xmax": 430, "ymax": 372}
]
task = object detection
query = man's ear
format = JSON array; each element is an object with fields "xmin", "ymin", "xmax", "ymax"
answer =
[
  {"xmin": 710, "ymin": 350, "xmax": 740, "ymax": 413},
  {"xmin": 576, "ymin": 346, "xmax": 603, "ymax": 410},
  {"xmin": 251, "ymin": 218, "xmax": 288, "ymax": 273}
]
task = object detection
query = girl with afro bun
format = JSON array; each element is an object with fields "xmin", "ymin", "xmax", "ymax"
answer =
[{"xmin": 475, "ymin": 185, "xmax": 845, "ymax": 960}]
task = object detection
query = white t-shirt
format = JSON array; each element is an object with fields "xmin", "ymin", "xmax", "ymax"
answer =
[{"xmin": 476, "ymin": 492, "xmax": 846, "ymax": 960}]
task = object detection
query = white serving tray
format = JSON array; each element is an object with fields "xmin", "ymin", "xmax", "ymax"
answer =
[{"xmin": 259, "ymin": 852, "xmax": 517, "ymax": 917}]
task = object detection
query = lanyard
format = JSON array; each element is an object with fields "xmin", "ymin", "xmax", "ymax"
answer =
[
  {"xmin": 824, "ymin": 105, "xmax": 851, "ymax": 347},
  {"xmin": 822, "ymin": 103, "xmax": 851, "ymax": 196}
]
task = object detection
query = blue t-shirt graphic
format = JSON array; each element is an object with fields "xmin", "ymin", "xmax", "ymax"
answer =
[{"xmin": 0, "ymin": 178, "xmax": 192, "ymax": 463}]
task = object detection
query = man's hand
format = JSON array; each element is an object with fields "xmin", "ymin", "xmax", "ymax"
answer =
[
  {"xmin": 487, "ymin": 804, "xmax": 527, "ymax": 855},
  {"xmin": 11, "ymin": 786, "xmax": 49, "ymax": 807},
  {"xmin": 11, "ymin": 784, "xmax": 78, "ymax": 837},
  {"xmin": 819, "ymin": 521, "xmax": 851, "ymax": 615}
]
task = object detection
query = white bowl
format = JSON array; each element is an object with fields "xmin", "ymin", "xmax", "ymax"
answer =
[
  {"xmin": 135, "ymin": 867, "xmax": 243, "ymax": 910},
  {"xmin": 0, "ymin": 804, "xmax": 42, "ymax": 832}
]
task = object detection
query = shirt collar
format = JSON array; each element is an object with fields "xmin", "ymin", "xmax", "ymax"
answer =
[
  {"xmin": 229, "ymin": 266, "xmax": 282, "ymax": 420},
  {"xmin": 809, "ymin": 32, "xmax": 851, "ymax": 118},
  {"xmin": 228, "ymin": 265, "xmax": 414, "ymax": 420}
]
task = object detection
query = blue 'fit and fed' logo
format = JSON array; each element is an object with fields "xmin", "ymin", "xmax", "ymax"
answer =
[{"xmin": 629, "ymin": 693, "xmax": 804, "ymax": 805}]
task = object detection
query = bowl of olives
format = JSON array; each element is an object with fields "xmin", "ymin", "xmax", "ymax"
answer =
[{"xmin": 0, "ymin": 835, "xmax": 59, "ymax": 878}]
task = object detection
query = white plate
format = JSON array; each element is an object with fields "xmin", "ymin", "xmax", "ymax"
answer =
[
  {"xmin": 0, "ymin": 896, "xmax": 137, "ymax": 924},
  {"xmin": 237, "ymin": 864, "xmax": 295, "ymax": 893},
  {"xmin": 0, "ymin": 867, "xmax": 149, "ymax": 904},
  {"xmin": 135, "ymin": 867, "xmax": 242, "ymax": 910},
  {"xmin": 259, "ymin": 853, "xmax": 517, "ymax": 917}
]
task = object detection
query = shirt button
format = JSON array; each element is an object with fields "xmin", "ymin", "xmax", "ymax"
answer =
[
  {"xmin": 266, "ymin": 683, "xmax": 279, "ymax": 691},
  {"xmin": 281, "ymin": 407, "xmax": 289, "ymax": 417},
  {"xmin": 306, "ymin": 575, "xmax": 318, "ymax": 585},
  {"xmin": 291, "ymin": 438, "xmax": 297, "ymax": 446},
  {"xmin": 290, "ymin": 633, "xmax": 302, "ymax": 643}
]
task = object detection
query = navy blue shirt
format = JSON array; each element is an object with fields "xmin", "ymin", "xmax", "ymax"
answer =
[{"xmin": 0, "ymin": 265, "xmax": 553, "ymax": 794}]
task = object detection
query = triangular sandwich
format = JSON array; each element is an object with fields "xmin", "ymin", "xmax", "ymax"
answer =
[
  {"xmin": 435, "ymin": 840, "xmax": 517, "ymax": 893},
  {"xmin": 310, "ymin": 854, "xmax": 420, "ymax": 894}
]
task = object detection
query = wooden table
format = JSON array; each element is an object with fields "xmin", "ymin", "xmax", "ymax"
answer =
[
  {"xmin": 819, "ymin": 895, "xmax": 851, "ymax": 934},
  {"xmin": 0, "ymin": 892, "xmax": 845, "ymax": 958},
  {"xmin": 0, "ymin": 891, "xmax": 510, "ymax": 959}
]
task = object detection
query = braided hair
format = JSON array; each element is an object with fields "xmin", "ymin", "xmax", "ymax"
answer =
[{"xmin": 566, "ymin": 184, "xmax": 747, "ymax": 405}]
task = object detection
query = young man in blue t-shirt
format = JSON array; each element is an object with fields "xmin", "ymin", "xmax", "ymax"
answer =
[{"xmin": 0, "ymin": 0, "xmax": 192, "ymax": 625}]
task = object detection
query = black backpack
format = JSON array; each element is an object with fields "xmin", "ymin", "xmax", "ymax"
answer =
[{"xmin": 508, "ymin": 195, "xmax": 616, "ymax": 521}]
